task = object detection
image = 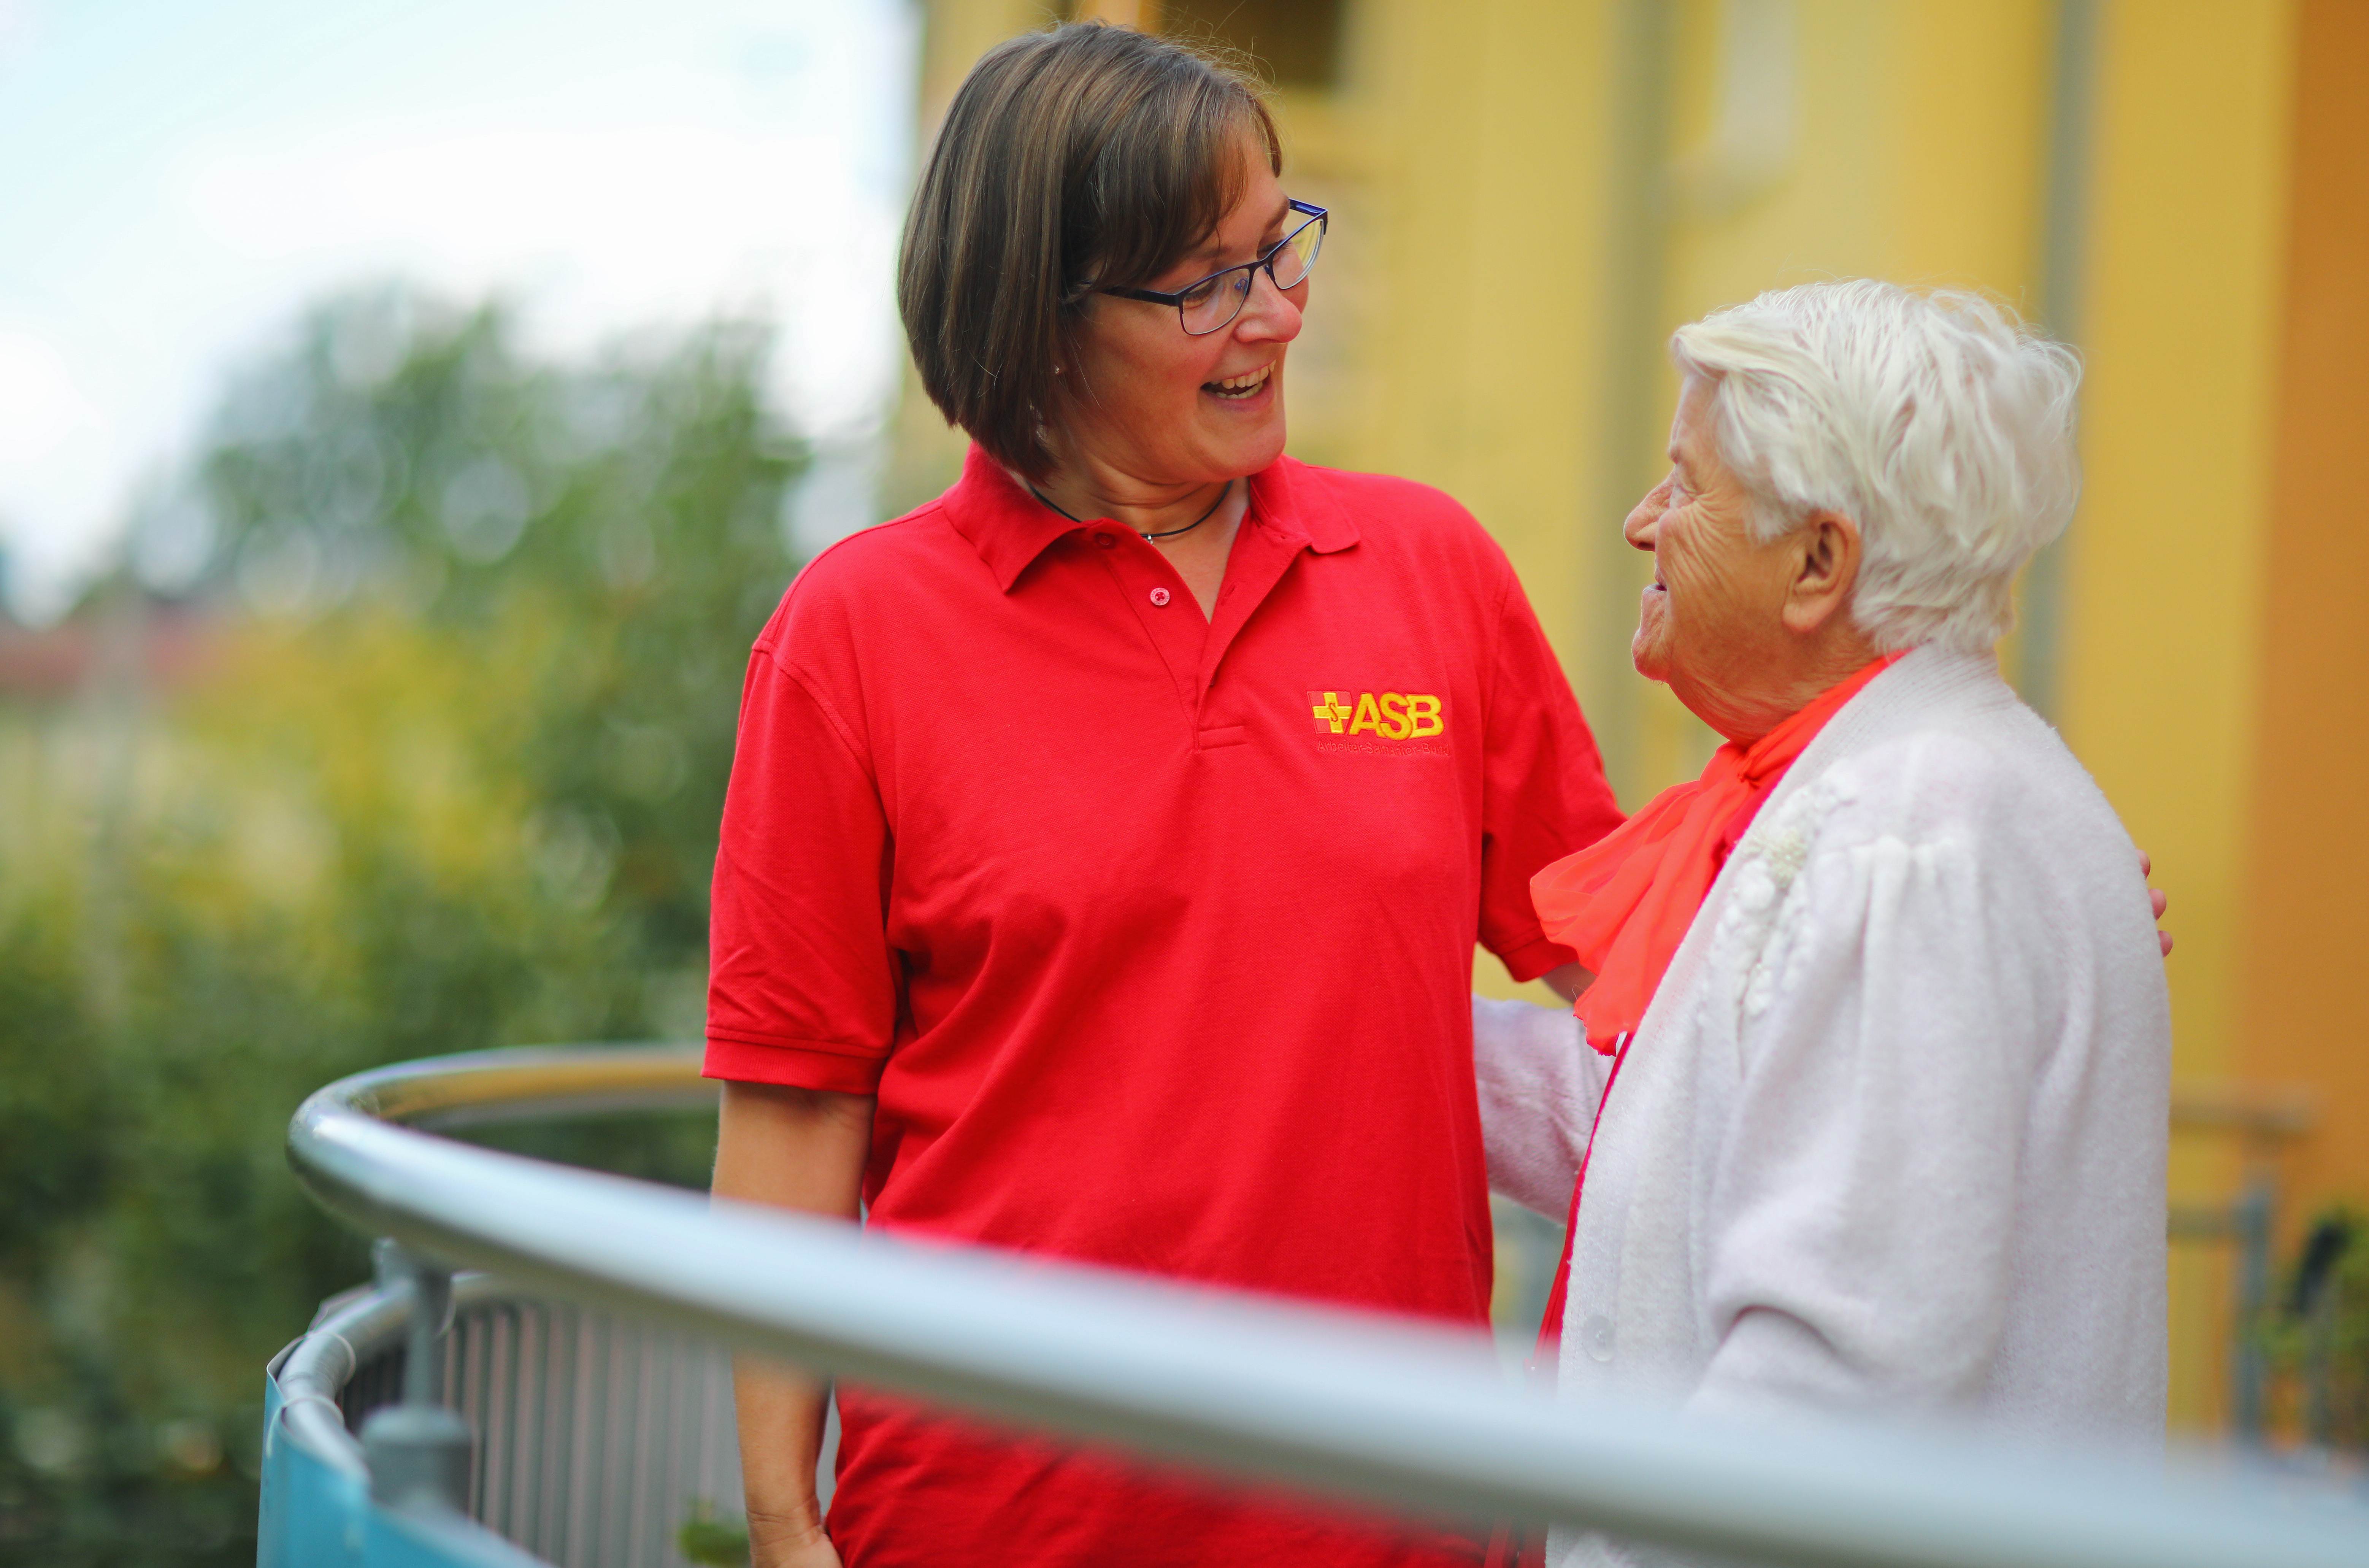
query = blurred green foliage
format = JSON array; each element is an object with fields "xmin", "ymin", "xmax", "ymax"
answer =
[
  {"xmin": 0, "ymin": 292, "xmax": 803, "ymax": 1562},
  {"xmin": 676, "ymin": 1498, "xmax": 754, "ymax": 1566},
  {"xmin": 2260, "ymin": 1207, "xmax": 2369, "ymax": 1451}
]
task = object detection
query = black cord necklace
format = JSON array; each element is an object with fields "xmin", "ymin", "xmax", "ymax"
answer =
[{"xmin": 1030, "ymin": 479, "xmax": 1233, "ymax": 542}]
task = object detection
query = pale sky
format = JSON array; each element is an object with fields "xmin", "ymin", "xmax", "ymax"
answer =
[{"xmin": 0, "ymin": 0, "xmax": 917, "ymax": 621}]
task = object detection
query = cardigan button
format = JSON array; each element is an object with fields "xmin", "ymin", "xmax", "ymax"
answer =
[
  {"xmin": 1149, "ymin": 587, "xmax": 1171, "ymax": 607},
  {"xmin": 1580, "ymin": 1313, "xmax": 1615, "ymax": 1363}
]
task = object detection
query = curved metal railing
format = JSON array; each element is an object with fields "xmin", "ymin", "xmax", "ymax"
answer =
[
  {"xmin": 276, "ymin": 1267, "xmax": 751, "ymax": 1567},
  {"xmin": 277, "ymin": 1045, "xmax": 2369, "ymax": 1568}
]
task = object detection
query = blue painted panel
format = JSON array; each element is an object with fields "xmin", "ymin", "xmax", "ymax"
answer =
[
  {"xmin": 262, "ymin": 1365, "xmax": 544, "ymax": 1568},
  {"xmin": 259, "ymin": 1370, "xmax": 368, "ymax": 1567}
]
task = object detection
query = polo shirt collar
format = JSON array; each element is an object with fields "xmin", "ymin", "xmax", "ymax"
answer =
[
  {"xmin": 943, "ymin": 444, "xmax": 1360, "ymax": 594},
  {"xmin": 1247, "ymin": 453, "xmax": 1361, "ymax": 556}
]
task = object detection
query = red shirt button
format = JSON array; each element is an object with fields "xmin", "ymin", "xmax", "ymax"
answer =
[
  {"xmin": 1149, "ymin": 587, "xmax": 1171, "ymax": 606},
  {"xmin": 1093, "ymin": 533, "xmax": 1115, "ymax": 549}
]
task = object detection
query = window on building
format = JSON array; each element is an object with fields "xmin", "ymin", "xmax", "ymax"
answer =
[{"xmin": 1159, "ymin": 0, "xmax": 1346, "ymax": 91}]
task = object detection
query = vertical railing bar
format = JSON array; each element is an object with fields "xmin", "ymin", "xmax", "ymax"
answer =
[
  {"xmin": 505, "ymin": 1302, "xmax": 530, "ymax": 1549},
  {"xmin": 627, "ymin": 1319, "xmax": 652, "ymax": 1568},
  {"xmin": 654, "ymin": 1326, "xmax": 682, "ymax": 1563},
  {"xmin": 583, "ymin": 1306, "xmax": 607, "ymax": 1568},
  {"xmin": 561, "ymin": 1300, "xmax": 586, "ymax": 1568},
  {"xmin": 552, "ymin": 1299, "xmax": 581, "ymax": 1567},
  {"xmin": 695, "ymin": 1340, "xmax": 727, "ymax": 1547},
  {"xmin": 504, "ymin": 1301, "xmax": 529, "ymax": 1547},
  {"xmin": 587, "ymin": 1308, "xmax": 609, "ymax": 1568},
  {"xmin": 651, "ymin": 1326, "xmax": 681, "ymax": 1568},
  {"xmin": 524, "ymin": 1300, "xmax": 553, "ymax": 1559},
  {"xmin": 650, "ymin": 1323, "xmax": 671, "ymax": 1567},
  {"xmin": 481, "ymin": 1303, "xmax": 510, "ymax": 1536},
  {"xmin": 2231, "ymin": 1178, "xmax": 2275, "ymax": 1442},
  {"xmin": 614, "ymin": 1314, "xmax": 643, "ymax": 1568},
  {"xmin": 465, "ymin": 1302, "xmax": 490, "ymax": 1520},
  {"xmin": 614, "ymin": 1311, "xmax": 635, "ymax": 1568}
]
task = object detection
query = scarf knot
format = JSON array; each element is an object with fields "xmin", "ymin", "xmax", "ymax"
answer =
[{"xmin": 1531, "ymin": 654, "xmax": 1903, "ymax": 1055}]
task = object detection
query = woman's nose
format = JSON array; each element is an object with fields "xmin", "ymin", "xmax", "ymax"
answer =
[
  {"xmin": 1236, "ymin": 268, "xmax": 1304, "ymax": 342},
  {"xmin": 1623, "ymin": 481, "xmax": 1668, "ymax": 551}
]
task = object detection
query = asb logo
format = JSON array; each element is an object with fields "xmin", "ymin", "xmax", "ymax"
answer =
[{"xmin": 1306, "ymin": 690, "xmax": 1446, "ymax": 741}]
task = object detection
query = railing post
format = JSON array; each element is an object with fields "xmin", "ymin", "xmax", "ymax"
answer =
[
  {"xmin": 2228, "ymin": 1178, "xmax": 2275, "ymax": 1444},
  {"xmin": 361, "ymin": 1239, "xmax": 474, "ymax": 1512}
]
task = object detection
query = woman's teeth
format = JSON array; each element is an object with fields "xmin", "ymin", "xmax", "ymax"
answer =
[{"xmin": 1205, "ymin": 367, "xmax": 1270, "ymax": 398}]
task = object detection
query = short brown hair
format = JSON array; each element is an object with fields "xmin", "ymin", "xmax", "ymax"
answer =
[{"xmin": 898, "ymin": 22, "xmax": 1281, "ymax": 481}]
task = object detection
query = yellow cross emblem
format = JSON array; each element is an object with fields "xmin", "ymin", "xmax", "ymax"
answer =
[{"xmin": 1312, "ymin": 691, "xmax": 1351, "ymax": 733}]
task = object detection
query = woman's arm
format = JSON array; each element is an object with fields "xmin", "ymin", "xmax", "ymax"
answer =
[
  {"xmin": 1473, "ymin": 993, "xmax": 1610, "ymax": 1217},
  {"xmin": 712, "ymin": 1081, "xmax": 876, "ymax": 1568}
]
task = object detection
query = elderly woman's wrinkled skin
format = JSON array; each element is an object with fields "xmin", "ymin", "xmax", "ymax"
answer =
[
  {"xmin": 1624, "ymin": 374, "xmax": 2171, "ymax": 955},
  {"xmin": 1625, "ymin": 375, "xmax": 1880, "ymax": 746}
]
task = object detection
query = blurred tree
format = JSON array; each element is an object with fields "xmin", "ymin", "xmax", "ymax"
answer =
[
  {"xmin": 198, "ymin": 291, "xmax": 803, "ymax": 1003},
  {"xmin": 0, "ymin": 291, "xmax": 803, "ymax": 1563}
]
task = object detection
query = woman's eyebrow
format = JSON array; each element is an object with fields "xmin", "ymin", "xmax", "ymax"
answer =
[{"xmin": 1182, "ymin": 200, "xmax": 1294, "ymax": 265}]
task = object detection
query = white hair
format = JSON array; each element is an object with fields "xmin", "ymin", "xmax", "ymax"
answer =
[{"xmin": 1668, "ymin": 280, "xmax": 2081, "ymax": 654}]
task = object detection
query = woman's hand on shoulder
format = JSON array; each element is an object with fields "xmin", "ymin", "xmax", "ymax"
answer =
[{"xmin": 2142, "ymin": 851, "xmax": 2172, "ymax": 957}]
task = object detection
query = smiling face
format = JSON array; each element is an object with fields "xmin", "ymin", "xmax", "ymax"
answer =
[
  {"xmin": 1626, "ymin": 375, "xmax": 1817, "ymax": 733},
  {"xmin": 1051, "ymin": 133, "xmax": 1304, "ymax": 490}
]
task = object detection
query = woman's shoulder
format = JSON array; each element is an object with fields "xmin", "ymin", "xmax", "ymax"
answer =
[
  {"xmin": 1276, "ymin": 459, "xmax": 1517, "ymax": 575},
  {"xmin": 792, "ymin": 501, "xmax": 965, "ymax": 595},
  {"xmin": 1804, "ymin": 660, "xmax": 2132, "ymax": 868},
  {"xmin": 755, "ymin": 503, "xmax": 965, "ymax": 651},
  {"xmin": 1284, "ymin": 457, "xmax": 1463, "ymax": 511}
]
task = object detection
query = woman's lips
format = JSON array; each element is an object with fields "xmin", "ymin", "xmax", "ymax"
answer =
[{"xmin": 1203, "ymin": 364, "xmax": 1273, "ymax": 399}]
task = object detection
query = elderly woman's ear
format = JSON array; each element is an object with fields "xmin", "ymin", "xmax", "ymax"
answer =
[{"xmin": 1777, "ymin": 509, "xmax": 1862, "ymax": 636}]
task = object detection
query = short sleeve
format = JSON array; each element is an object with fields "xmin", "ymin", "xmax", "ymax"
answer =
[
  {"xmin": 1477, "ymin": 576, "xmax": 1624, "ymax": 981},
  {"xmin": 704, "ymin": 642, "xmax": 900, "ymax": 1093}
]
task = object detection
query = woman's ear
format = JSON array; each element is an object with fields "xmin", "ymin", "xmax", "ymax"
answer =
[{"xmin": 1780, "ymin": 510, "xmax": 1861, "ymax": 635}]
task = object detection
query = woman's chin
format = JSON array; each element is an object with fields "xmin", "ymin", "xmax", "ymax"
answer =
[
  {"xmin": 1194, "ymin": 416, "xmax": 1287, "ymax": 479},
  {"xmin": 1631, "ymin": 600, "xmax": 1672, "ymax": 681}
]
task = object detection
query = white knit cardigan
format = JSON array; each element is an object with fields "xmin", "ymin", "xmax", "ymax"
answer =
[{"xmin": 1475, "ymin": 648, "xmax": 2171, "ymax": 1566}]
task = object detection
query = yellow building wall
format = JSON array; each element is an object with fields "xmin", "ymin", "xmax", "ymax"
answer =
[
  {"xmin": 1326, "ymin": 0, "xmax": 1617, "ymax": 719},
  {"xmin": 905, "ymin": 0, "xmax": 2325, "ymax": 1434},
  {"xmin": 2062, "ymin": 0, "xmax": 2298, "ymax": 1428}
]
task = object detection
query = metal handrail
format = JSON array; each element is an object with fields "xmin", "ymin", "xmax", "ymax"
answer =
[
  {"xmin": 287, "ymin": 1046, "xmax": 2369, "ymax": 1568},
  {"xmin": 275, "ymin": 1272, "xmax": 530, "ymax": 1482}
]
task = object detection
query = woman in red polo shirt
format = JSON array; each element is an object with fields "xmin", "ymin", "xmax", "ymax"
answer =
[{"xmin": 706, "ymin": 21, "xmax": 1622, "ymax": 1568}]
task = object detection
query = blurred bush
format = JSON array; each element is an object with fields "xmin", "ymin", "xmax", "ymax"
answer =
[
  {"xmin": 2261, "ymin": 1208, "xmax": 2369, "ymax": 1452},
  {"xmin": 0, "ymin": 291, "xmax": 803, "ymax": 1562}
]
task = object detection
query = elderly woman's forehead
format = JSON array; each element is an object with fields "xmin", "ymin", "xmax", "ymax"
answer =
[{"xmin": 1672, "ymin": 377, "xmax": 1721, "ymax": 440}]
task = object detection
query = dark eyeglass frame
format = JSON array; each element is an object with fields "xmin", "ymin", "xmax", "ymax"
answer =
[{"xmin": 1095, "ymin": 200, "xmax": 1329, "ymax": 336}]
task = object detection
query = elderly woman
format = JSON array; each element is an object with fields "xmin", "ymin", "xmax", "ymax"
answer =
[
  {"xmin": 1476, "ymin": 281, "xmax": 2171, "ymax": 1563},
  {"xmin": 706, "ymin": 21, "xmax": 1620, "ymax": 1568}
]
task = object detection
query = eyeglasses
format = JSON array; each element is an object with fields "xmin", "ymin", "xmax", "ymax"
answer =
[{"xmin": 1096, "ymin": 200, "xmax": 1328, "ymax": 336}]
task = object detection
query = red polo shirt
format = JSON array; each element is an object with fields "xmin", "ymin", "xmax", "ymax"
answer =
[{"xmin": 707, "ymin": 448, "xmax": 1620, "ymax": 1568}]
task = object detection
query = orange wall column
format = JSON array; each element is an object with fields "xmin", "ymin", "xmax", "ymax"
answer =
[{"xmin": 2238, "ymin": 0, "xmax": 2369, "ymax": 1212}]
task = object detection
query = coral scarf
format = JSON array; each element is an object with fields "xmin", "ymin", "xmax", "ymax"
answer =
[{"xmin": 1530, "ymin": 652, "xmax": 1904, "ymax": 1057}]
